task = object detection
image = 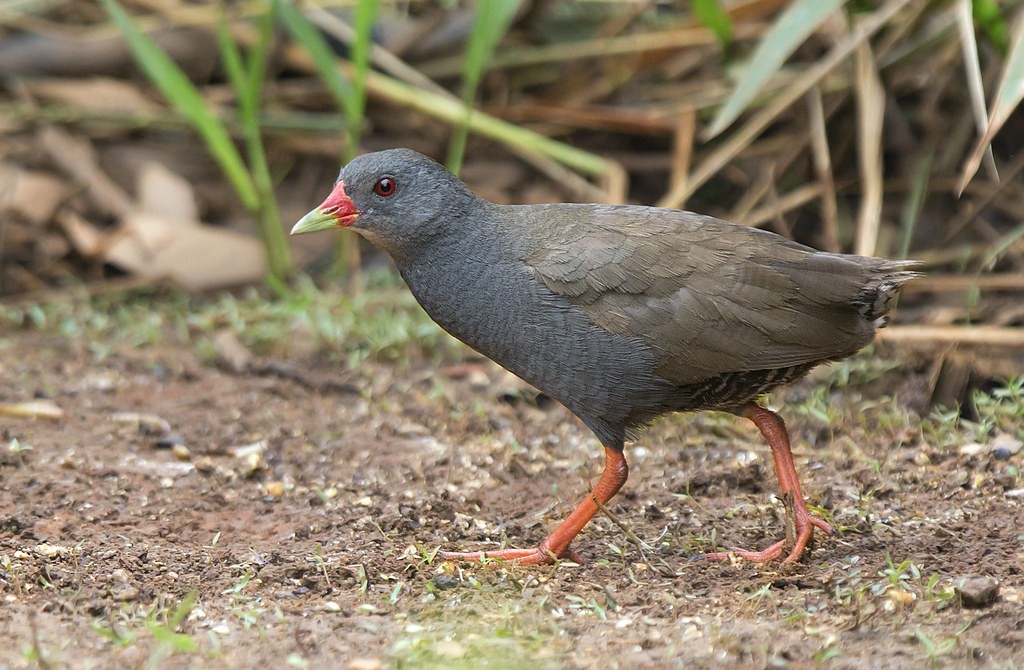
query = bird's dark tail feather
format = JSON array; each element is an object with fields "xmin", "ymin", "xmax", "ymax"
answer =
[{"xmin": 857, "ymin": 260, "xmax": 921, "ymax": 326}]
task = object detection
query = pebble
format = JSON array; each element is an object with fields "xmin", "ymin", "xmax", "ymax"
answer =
[
  {"xmin": 194, "ymin": 456, "xmax": 216, "ymax": 473},
  {"xmin": 959, "ymin": 443, "xmax": 985, "ymax": 457},
  {"xmin": 171, "ymin": 444, "xmax": 191, "ymax": 461},
  {"xmin": 156, "ymin": 432, "xmax": 186, "ymax": 448},
  {"xmin": 113, "ymin": 586, "xmax": 139, "ymax": 602},
  {"xmin": 347, "ymin": 659, "xmax": 382, "ymax": 670},
  {"xmin": 432, "ymin": 573, "xmax": 458, "ymax": 590},
  {"xmin": 435, "ymin": 641, "xmax": 466, "ymax": 659},
  {"xmin": 992, "ymin": 434, "xmax": 1023, "ymax": 460},
  {"xmin": 265, "ymin": 481, "xmax": 285, "ymax": 499},
  {"xmin": 955, "ymin": 576, "xmax": 1000, "ymax": 608}
]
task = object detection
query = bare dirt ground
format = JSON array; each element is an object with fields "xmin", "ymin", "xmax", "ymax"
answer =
[{"xmin": 1, "ymin": 326, "xmax": 1022, "ymax": 669}]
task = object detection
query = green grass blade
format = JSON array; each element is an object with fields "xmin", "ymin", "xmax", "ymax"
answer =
[
  {"xmin": 693, "ymin": 0, "xmax": 733, "ymax": 48},
  {"xmin": 276, "ymin": 0, "xmax": 358, "ymax": 134},
  {"xmin": 973, "ymin": 0, "xmax": 1009, "ymax": 52},
  {"xmin": 244, "ymin": 1, "xmax": 292, "ymax": 280},
  {"xmin": 446, "ymin": 0, "xmax": 520, "ymax": 174},
  {"xmin": 244, "ymin": 2, "xmax": 278, "ymax": 116},
  {"xmin": 99, "ymin": 0, "xmax": 258, "ymax": 210},
  {"xmin": 216, "ymin": 14, "xmax": 249, "ymax": 103},
  {"xmin": 348, "ymin": 0, "xmax": 380, "ymax": 160},
  {"xmin": 990, "ymin": 12, "xmax": 1024, "ymax": 128},
  {"xmin": 706, "ymin": 0, "xmax": 845, "ymax": 138}
]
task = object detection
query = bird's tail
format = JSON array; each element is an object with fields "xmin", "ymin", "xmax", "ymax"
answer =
[{"xmin": 857, "ymin": 260, "xmax": 921, "ymax": 327}]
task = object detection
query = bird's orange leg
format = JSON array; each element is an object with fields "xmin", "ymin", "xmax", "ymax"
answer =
[
  {"xmin": 440, "ymin": 447, "xmax": 628, "ymax": 565},
  {"xmin": 704, "ymin": 403, "xmax": 833, "ymax": 564}
]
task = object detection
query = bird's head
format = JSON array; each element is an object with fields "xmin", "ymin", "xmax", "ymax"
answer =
[{"xmin": 291, "ymin": 149, "xmax": 479, "ymax": 256}]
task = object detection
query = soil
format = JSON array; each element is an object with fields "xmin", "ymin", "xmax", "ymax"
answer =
[{"xmin": 1, "ymin": 328, "xmax": 1022, "ymax": 669}]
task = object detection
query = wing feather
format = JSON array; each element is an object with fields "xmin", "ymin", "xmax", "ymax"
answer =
[{"xmin": 522, "ymin": 205, "xmax": 903, "ymax": 384}]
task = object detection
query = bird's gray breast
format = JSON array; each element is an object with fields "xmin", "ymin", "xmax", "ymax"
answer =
[{"xmin": 397, "ymin": 246, "xmax": 674, "ymax": 447}]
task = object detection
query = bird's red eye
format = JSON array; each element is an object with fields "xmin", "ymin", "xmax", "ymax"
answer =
[{"xmin": 374, "ymin": 177, "xmax": 397, "ymax": 197}]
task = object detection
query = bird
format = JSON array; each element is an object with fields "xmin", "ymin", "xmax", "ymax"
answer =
[{"xmin": 292, "ymin": 148, "xmax": 918, "ymax": 566}]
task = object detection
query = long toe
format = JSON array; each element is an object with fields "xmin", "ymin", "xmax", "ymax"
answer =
[
  {"xmin": 781, "ymin": 516, "xmax": 833, "ymax": 564},
  {"xmin": 439, "ymin": 546, "xmax": 582, "ymax": 566},
  {"xmin": 701, "ymin": 510, "xmax": 833, "ymax": 564},
  {"xmin": 702, "ymin": 540, "xmax": 785, "ymax": 563}
]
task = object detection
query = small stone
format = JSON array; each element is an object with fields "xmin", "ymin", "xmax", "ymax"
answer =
[
  {"xmin": 194, "ymin": 456, "xmax": 215, "ymax": 473},
  {"xmin": 156, "ymin": 432, "xmax": 186, "ymax": 448},
  {"xmin": 33, "ymin": 543, "xmax": 70, "ymax": 558},
  {"xmin": 171, "ymin": 444, "xmax": 191, "ymax": 461},
  {"xmin": 435, "ymin": 641, "xmax": 466, "ymax": 659},
  {"xmin": 213, "ymin": 329, "xmax": 253, "ymax": 373},
  {"xmin": 323, "ymin": 601, "xmax": 342, "ymax": 612},
  {"xmin": 265, "ymin": 481, "xmax": 285, "ymax": 500},
  {"xmin": 991, "ymin": 434, "xmax": 1022, "ymax": 460},
  {"xmin": 959, "ymin": 443, "xmax": 986, "ymax": 457},
  {"xmin": 347, "ymin": 659, "xmax": 382, "ymax": 670},
  {"xmin": 432, "ymin": 573, "xmax": 458, "ymax": 591},
  {"xmin": 113, "ymin": 586, "xmax": 139, "ymax": 602},
  {"xmin": 111, "ymin": 568, "xmax": 131, "ymax": 583},
  {"xmin": 887, "ymin": 588, "xmax": 916, "ymax": 609},
  {"xmin": 110, "ymin": 412, "xmax": 170, "ymax": 435},
  {"xmin": 955, "ymin": 576, "xmax": 1000, "ymax": 608}
]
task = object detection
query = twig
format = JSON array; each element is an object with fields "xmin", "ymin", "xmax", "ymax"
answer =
[
  {"xmin": 592, "ymin": 494, "xmax": 678, "ymax": 578},
  {"xmin": 877, "ymin": 325, "xmax": 1024, "ymax": 346}
]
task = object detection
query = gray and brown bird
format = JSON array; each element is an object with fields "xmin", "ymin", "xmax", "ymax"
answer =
[{"xmin": 292, "ymin": 149, "xmax": 917, "ymax": 566}]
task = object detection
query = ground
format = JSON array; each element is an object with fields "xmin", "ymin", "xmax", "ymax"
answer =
[{"xmin": 1, "ymin": 306, "xmax": 1022, "ymax": 669}]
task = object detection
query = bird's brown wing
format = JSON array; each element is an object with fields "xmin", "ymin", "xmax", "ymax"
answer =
[{"xmin": 522, "ymin": 205, "xmax": 891, "ymax": 384}]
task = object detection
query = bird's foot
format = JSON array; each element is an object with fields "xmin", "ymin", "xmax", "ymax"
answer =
[
  {"xmin": 438, "ymin": 448, "xmax": 627, "ymax": 568},
  {"xmin": 439, "ymin": 545, "xmax": 583, "ymax": 566},
  {"xmin": 702, "ymin": 507, "xmax": 833, "ymax": 564}
]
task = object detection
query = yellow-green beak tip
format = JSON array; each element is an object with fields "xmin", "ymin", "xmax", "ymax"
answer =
[{"xmin": 290, "ymin": 209, "xmax": 338, "ymax": 235}]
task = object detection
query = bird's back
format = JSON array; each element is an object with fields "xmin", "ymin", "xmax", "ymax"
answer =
[
  {"xmin": 517, "ymin": 204, "xmax": 917, "ymax": 382},
  {"xmin": 396, "ymin": 201, "xmax": 916, "ymax": 446}
]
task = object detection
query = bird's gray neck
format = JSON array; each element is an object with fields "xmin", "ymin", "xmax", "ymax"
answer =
[{"xmin": 395, "ymin": 208, "xmax": 514, "ymax": 329}]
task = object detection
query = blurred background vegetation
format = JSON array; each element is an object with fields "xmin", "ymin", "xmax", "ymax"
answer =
[{"xmin": 0, "ymin": 0, "xmax": 1022, "ymax": 405}]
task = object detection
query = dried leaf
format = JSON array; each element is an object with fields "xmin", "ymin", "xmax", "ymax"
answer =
[
  {"xmin": 24, "ymin": 77, "xmax": 160, "ymax": 113},
  {"xmin": 109, "ymin": 412, "xmax": 171, "ymax": 434},
  {"xmin": 213, "ymin": 329, "xmax": 253, "ymax": 373},
  {"xmin": 854, "ymin": 41, "xmax": 885, "ymax": 256},
  {"xmin": 0, "ymin": 162, "xmax": 68, "ymax": 224},
  {"xmin": 0, "ymin": 400, "xmax": 65, "ymax": 420},
  {"xmin": 56, "ymin": 210, "xmax": 107, "ymax": 259},
  {"xmin": 105, "ymin": 212, "xmax": 266, "ymax": 290},
  {"xmin": 956, "ymin": 0, "xmax": 998, "ymax": 181},
  {"xmin": 959, "ymin": 10, "xmax": 1024, "ymax": 193},
  {"xmin": 137, "ymin": 162, "xmax": 199, "ymax": 222},
  {"xmin": 39, "ymin": 126, "xmax": 132, "ymax": 218}
]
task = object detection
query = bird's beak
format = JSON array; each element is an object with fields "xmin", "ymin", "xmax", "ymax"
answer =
[{"xmin": 291, "ymin": 180, "xmax": 361, "ymax": 235}]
